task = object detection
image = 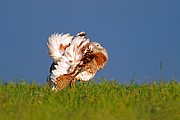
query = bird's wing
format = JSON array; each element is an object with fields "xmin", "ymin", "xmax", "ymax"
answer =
[
  {"xmin": 50, "ymin": 32, "xmax": 90, "ymax": 78},
  {"xmin": 47, "ymin": 33, "xmax": 74, "ymax": 62}
]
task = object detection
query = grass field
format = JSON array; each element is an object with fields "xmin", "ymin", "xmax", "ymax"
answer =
[{"xmin": 0, "ymin": 78, "xmax": 179, "ymax": 120}]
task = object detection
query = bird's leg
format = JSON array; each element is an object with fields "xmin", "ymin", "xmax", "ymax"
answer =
[{"xmin": 70, "ymin": 79, "xmax": 75, "ymax": 89}]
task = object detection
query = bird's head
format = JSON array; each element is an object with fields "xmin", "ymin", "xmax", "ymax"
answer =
[{"xmin": 89, "ymin": 42, "xmax": 108, "ymax": 60}]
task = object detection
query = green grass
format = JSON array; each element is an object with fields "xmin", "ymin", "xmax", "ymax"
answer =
[{"xmin": 0, "ymin": 79, "xmax": 179, "ymax": 120}]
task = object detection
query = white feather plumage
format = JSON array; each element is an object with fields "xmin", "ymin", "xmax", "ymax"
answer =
[
  {"xmin": 48, "ymin": 33, "xmax": 73, "ymax": 61},
  {"xmin": 48, "ymin": 32, "xmax": 90, "ymax": 79}
]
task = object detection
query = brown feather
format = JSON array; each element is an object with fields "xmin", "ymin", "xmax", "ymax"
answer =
[
  {"xmin": 94, "ymin": 52, "xmax": 107, "ymax": 70},
  {"xmin": 55, "ymin": 75, "xmax": 74, "ymax": 90}
]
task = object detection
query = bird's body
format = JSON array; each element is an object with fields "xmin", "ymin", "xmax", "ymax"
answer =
[{"xmin": 47, "ymin": 32, "xmax": 108, "ymax": 90}]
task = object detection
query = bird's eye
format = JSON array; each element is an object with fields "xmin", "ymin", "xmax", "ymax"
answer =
[{"xmin": 96, "ymin": 44, "xmax": 99, "ymax": 46}]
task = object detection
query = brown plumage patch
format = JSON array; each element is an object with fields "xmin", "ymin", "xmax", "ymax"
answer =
[
  {"xmin": 59, "ymin": 43, "xmax": 71, "ymax": 51},
  {"xmin": 55, "ymin": 74, "xmax": 73, "ymax": 90},
  {"xmin": 94, "ymin": 52, "xmax": 107, "ymax": 69},
  {"xmin": 80, "ymin": 51, "xmax": 94, "ymax": 65},
  {"xmin": 59, "ymin": 44, "xmax": 65, "ymax": 51}
]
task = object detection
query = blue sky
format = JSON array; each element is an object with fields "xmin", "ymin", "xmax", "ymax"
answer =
[{"xmin": 0, "ymin": 0, "xmax": 180, "ymax": 84}]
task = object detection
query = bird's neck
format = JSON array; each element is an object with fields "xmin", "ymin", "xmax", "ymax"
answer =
[{"xmin": 94, "ymin": 52, "xmax": 107, "ymax": 70}]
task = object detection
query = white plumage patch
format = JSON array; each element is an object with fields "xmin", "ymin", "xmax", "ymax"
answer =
[
  {"xmin": 75, "ymin": 71, "xmax": 95, "ymax": 81},
  {"xmin": 47, "ymin": 33, "xmax": 73, "ymax": 61}
]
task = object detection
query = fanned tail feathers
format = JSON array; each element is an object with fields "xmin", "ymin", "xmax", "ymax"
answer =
[{"xmin": 48, "ymin": 33, "xmax": 73, "ymax": 62}]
